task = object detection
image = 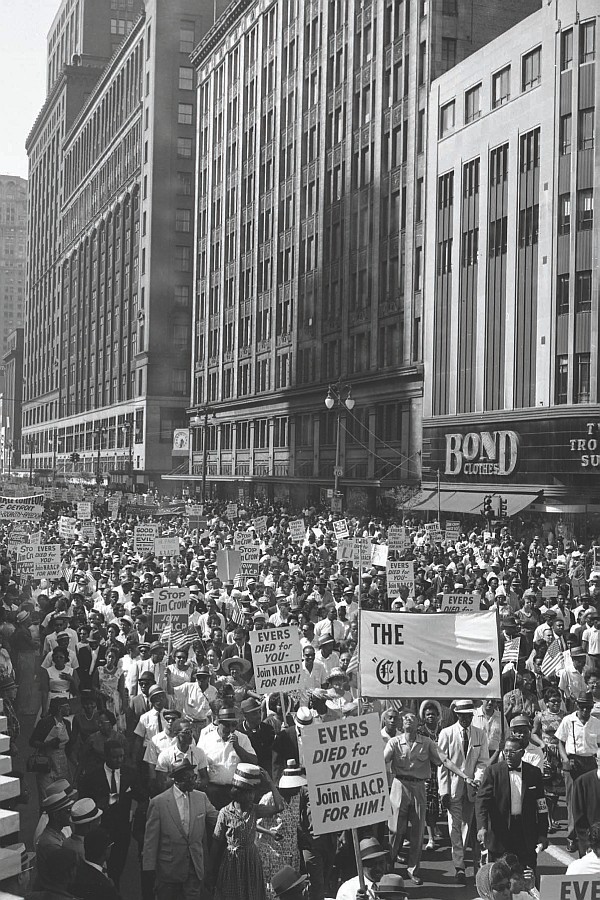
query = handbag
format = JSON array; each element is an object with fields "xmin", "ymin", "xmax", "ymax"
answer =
[{"xmin": 26, "ymin": 749, "xmax": 51, "ymax": 774}]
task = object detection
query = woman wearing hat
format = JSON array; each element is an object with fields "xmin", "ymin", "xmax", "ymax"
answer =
[
  {"xmin": 93, "ymin": 644, "xmax": 128, "ymax": 732},
  {"xmin": 324, "ymin": 668, "xmax": 356, "ymax": 716},
  {"xmin": 40, "ymin": 646, "xmax": 78, "ymax": 717},
  {"xmin": 10, "ymin": 608, "xmax": 37, "ymax": 715},
  {"xmin": 30, "ymin": 696, "xmax": 75, "ymax": 799},
  {"xmin": 257, "ymin": 761, "xmax": 306, "ymax": 899},
  {"xmin": 210, "ymin": 763, "xmax": 284, "ymax": 900},
  {"xmin": 220, "ymin": 655, "xmax": 254, "ymax": 703}
]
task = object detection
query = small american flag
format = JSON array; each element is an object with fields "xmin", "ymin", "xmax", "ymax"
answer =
[
  {"xmin": 230, "ymin": 600, "xmax": 245, "ymax": 626},
  {"xmin": 541, "ymin": 639, "xmax": 565, "ymax": 677},
  {"xmin": 162, "ymin": 626, "xmax": 196, "ymax": 652},
  {"xmin": 501, "ymin": 637, "xmax": 520, "ymax": 666},
  {"xmin": 345, "ymin": 649, "xmax": 359, "ymax": 675}
]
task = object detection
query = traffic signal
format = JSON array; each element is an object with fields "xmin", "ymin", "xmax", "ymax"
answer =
[
  {"xmin": 70, "ymin": 452, "xmax": 80, "ymax": 462},
  {"xmin": 499, "ymin": 497, "xmax": 508, "ymax": 518},
  {"xmin": 483, "ymin": 495, "xmax": 493, "ymax": 518}
]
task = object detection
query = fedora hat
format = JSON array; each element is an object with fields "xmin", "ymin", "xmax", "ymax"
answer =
[
  {"xmin": 241, "ymin": 697, "xmax": 262, "ymax": 715},
  {"xmin": 195, "ymin": 665, "xmax": 211, "ymax": 677},
  {"xmin": 294, "ymin": 707, "xmax": 314, "ymax": 728},
  {"xmin": 172, "ymin": 758, "xmax": 195, "ymax": 780},
  {"xmin": 359, "ymin": 837, "xmax": 388, "ymax": 862},
  {"xmin": 279, "ymin": 760, "xmax": 306, "ymax": 790},
  {"xmin": 69, "ymin": 798, "xmax": 102, "ymax": 825},
  {"xmin": 148, "ymin": 685, "xmax": 166, "ymax": 700},
  {"xmin": 576, "ymin": 691, "xmax": 595, "ymax": 708},
  {"xmin": 217, "ymin": 706, "xmax": 239, "ymax": 723},
  {"xmin": 374, "ymin": 874, "xmax": 408, "ymax": 898},
  {"xmin": 451, "ymin": 699, "xmax": 477, "ymax": 715},
  {"xmin": 271, "ymin": 867, "xmax": 308, "ymax": 897},
  {"xmin": 221, "ymin": 655, "xmax": 251, "ymax": 676},
  {"xmin": 509, "ymin": 715, "xmax": 532, "ymax": 729},
  {"xmin": 138, "ymin": 671, "xmax": 155, "ymax": 683}
]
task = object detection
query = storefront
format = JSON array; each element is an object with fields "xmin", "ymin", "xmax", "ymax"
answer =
[{"xmin": 418, "ymin": 412, "xmax": 600, "ymax": 541}]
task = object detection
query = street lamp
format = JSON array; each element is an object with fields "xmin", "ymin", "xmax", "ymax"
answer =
[
  {"xmin": 324, "ymin": 379, "xmax": 355, "ymax": 498},
  {"xmin": 51, "ymin": 433, "xmax": 64, "ymax": 485},
  {"xmin": 94, "ymin": 426, "xmax": 107, "ymax": 485},
  {"xmin": 27, "ymin": 435, "xmax": 35, "ymax": 486},
  {"xmin": 121, "ymin": 421, "xmax": 134, "ymax": 485},
  {"xmin": 190, "ymin": 405, "xmax": 216, "ymax": 507}
]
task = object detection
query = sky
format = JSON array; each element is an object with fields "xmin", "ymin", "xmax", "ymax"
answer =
[{"xmin": 0, "ymin": 0, "xmax": 57, "ymax": 179}]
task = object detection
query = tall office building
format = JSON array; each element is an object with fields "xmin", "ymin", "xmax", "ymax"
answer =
[
  {"xmin": 422, "ymin": 0, "xmax": 600, "ymax": 523},
  {"xmin": 0, "ymin": 176, "xmax": 27, "ymax": 360},
  {"xmin": 24, "ymin": 0, "xmax": 226, "ymax": 487},
  {"xmin": 188, "ymin": 0, "xmax": 541, "ymax": 509}
]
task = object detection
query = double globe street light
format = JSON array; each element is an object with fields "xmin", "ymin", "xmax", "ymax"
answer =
[{"xmin": 324, "ymin": 379, "xmax": 355, "ymax": 499}]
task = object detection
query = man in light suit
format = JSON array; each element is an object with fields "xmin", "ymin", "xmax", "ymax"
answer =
[
  {"xmin": 438, "ymin": 699, "xmax": 489, "ymax": 884},
  {"xmin": 143, "ymin": 758, "xmax": 219, "ymax": 900}
]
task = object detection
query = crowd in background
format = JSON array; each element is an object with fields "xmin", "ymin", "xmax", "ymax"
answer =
[{"xmin": 0, "ymin": 496, "xmax": 599, "ymax": 899}]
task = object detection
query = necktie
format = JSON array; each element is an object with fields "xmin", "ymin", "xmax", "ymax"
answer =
[
  {"xmin": 157, "ymin": 711, "xmax": 163, "ymax": 733},
  {"xmin": 462, "ymin": 728, "xmax": 469, "ymax": 757},
  {"xmin": 181, "ymin": 792, "xmax": 190, "ymax": 832},
  {"xmin": 109, "ymin": 769, "xmax": 118, "ymax": 805}
]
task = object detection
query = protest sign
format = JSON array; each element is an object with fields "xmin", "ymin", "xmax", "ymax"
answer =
[
  {"xmin": 30, "ymin": 532, "xmax": 42, "ymax": 545},
  {"xmin": 253, "ymin": 515, "xmax": 268, "ymax": 534},
  {"xmin": 77, "ymin": 502, "xmax": 92, "ymax": 521},
  {"xmin": 154, "ymin": 536, "xmax": 180, "ymax": 558},
  {"xmin": 387, "ymin": 526, "xmax": 409, "ymax": 553},
  {"xmin": 359, "ymin": 611, "xmax": 501, "ymax": 698},
  {"xmin": 440, "ymin": 593, "xmax": 477, "ymax": 613},
  {"xmin": 445, "ymin": 521, "xmax": 461, "ymax": 543},
  {"xmin": 249, "ymin": 625, "xmax": 302, "ymax": 693},
  {"xmin": 289, "ymin": 519, "xmax": 306, "ymax": 543},
  {"xmin": 386, "ymin": 560, "xmax": 414, "ymax": 595},
  {"xmin": 226, "ymin": 502, "xmax": 238, "ymax": 519},
  {"xmin": 240, "ymin": 547, "xmax": 260, "ymax": 578},
  {"xmin": 17, "ymin": 544, "xmax": 61, "ymax": 579},
  {"xmin": 424, "ymin": 521, "xmax": 443, "ymax": 543},
  {"xmin": 333, "ymin": 519, "xmax": 350, "ymax": 540},
  {"xmin": 542, "ymin": 585, "xmax": 558, "ymax": 600},
  {"xmin": 134, "ymin": 525, "xmax": 159, "ymax": 555},
  {"xmin": 540, "ymin": 875, "xmax": 600, "ymax": 900},
  {"xmin": 152, "ymin": 585, "xmax": 190, "ymax": 635},
  {"xmin": 233, "ymin": 530, "xmax": 255, "ymax": 549},
  {"xmin": 337, "ymin": 538, "xmax": 372, "ymax": 566},
  {"xmin": 216, "ymin": 549, "xmax": 241, "ymax": 581},
  {"xmin": 80, "ymin": 523, "xmax": 96, "ymax": 542},
  {"xmin": 593, "ymin": 546, "xmax": 600, "ymax": 569},
  {"xmin": 0, "ymin": 504, "xmax": 43, "ymax": 521},
  {"xmin": 107, "ymin": 497, "xmax": 120, "ymax": 520},
  {"xmin": 302, "ymin": 712, "xmax": 390, "ymax": 834},
  {"xmin": 371, "ymin": 543, "xmax": 388, "ymax": 567},
  {"xmin": 58, "ymin": 516, "xmax": 77, "ymax": 539}
]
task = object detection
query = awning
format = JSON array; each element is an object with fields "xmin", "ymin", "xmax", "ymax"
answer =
[{"xmin": 412, "ymin": 489, "xmax": 541, "ymax": 516}]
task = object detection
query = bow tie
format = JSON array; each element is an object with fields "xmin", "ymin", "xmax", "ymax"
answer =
[{"xmin": 508, "ymin": 766, "xmax": 522, "ymax": 772}]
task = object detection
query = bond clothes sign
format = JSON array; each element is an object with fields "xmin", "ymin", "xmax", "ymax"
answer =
[
  {"xmin": 445, "ymin": 431, "xmax": 519, "ymax": 477},
  {"xmin": 249, "ymin": 625, "xmax": 302, "ymax": 693},
  {"xmin": 359, "ymin": 611, "xmax": 501, "ymax": 698},
  {"xmin": 302, "ymin": 713, "xmax": 390, "ymax": 834}
]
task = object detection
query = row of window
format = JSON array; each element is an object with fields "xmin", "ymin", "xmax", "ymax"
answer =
[
  {"xmin": 556, "ymin": 353, "xmax": 590, "ymax": 405},
  {"xmin": 558, "ymin": 190, "xmax": 594, "ymax": 234},
  {"xmin": 557, "ymin": 271, "xmax": 593, "ymax": 315}
]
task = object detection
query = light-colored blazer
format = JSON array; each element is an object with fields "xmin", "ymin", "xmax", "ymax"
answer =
[
  {"xmin": 437, "ymin": 722, "xmax": 489, "ymax": 800},
  {"xmin": 142, "ymin": 787, "xmax": 218, "ymax": 883}
]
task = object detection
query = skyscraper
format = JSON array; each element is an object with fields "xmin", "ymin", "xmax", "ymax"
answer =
[{"xmin": 187, "ymin": 0, "xmax": 542, "ymax": 509}]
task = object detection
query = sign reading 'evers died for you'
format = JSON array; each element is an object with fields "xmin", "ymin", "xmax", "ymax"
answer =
[
  {"xmin": 249, "ymin": 625, "xmax": 302, "ymax": 693},
  {"xmin": 302, "ymin": 713, "xmax": 390, "ymax": 834},
  {"xmin": 539, "ymin": 875, "xmax": 600, "ymax": 900},
  {"xmin": 359, "ymin": 611, "xmax": 501, "ymax": 698}
]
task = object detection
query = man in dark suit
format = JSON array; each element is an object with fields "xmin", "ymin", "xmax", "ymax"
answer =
[
  {"xmin": 78, "ymin": 739, "xmax": 146, "ymax": 887},
  {"xmin": 72, "ymin": 826, "xmax": 120, "ymax": 900},
  {"xmin": 221, "ymin": 625, "xmax": 254, "ymax": 674},
  {"xmin": 572, "ymin": 760, "xmax": 600, "ymax": 855},
  {"xmin": 76, "ymin": 631, "xmax": 106, "ymax": 692},
  {"xmin": 272, "ymin": 707, "xmax": 312, "ymax": 783},
  {"xmin": 475, "ymin": 736, "xmax": 548, "ymax": 871}
]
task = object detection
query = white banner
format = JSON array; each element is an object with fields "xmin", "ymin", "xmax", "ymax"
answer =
[
  {"xmin": 386, "ymin": 560, "xmax": 414, "ymax": 595},
  {"xmin": 0, "ymin": 504, "xmax": 43, "ymax": 521},
  {"xmin": 154, "ymin": 536, "xmax": 180, "ymax": 557},
  {"xmin": 58, "ymin": 516, "xmax": 77, "ymax": 539},
  {"xmin": 371, "ymin": 543, "xmax": 388, "ymax": 567},
  {"xmin": 249, "ymin": 625, "xmax": 302, "ymax": 693},
  {"xmin": 302, "ymin": 713, "xmax": 390, "ymax": 834},
  {"xmin": 134, "ymin": 525, "xmax": 159, "ymax": 555},
  {"xmin": 333, "ymin": 519, "xmax": 350, "ymax": 540},
  {"xmin": 77, "ymin": 502, "xmax": 92, "ymax": 521},
  {"xmin": 359, "ymin": 611, "xmax": 501, "ymax": 698},
  {"xmin": 440, "ymin": 593, "xmax": 477, "ymax": 613}
]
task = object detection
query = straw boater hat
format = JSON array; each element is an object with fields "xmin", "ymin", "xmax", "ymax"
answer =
[
  {"xmin": 221, "ymin": 655, "xmax": 251, "ymax": 676},
  {"xmin": 294, "ymin": 707, "xmax": 314, "ymax": 728},
  {"xmin": 278, "ymin": 760, "xmax": 306, "ymax": 790},
  {"xmin": 232, "ymin": 763, "xmax": 262, "ymax": 790},
  {"xmin": 41, "ymin": 790, "xmax": 74, "ymax": 813},
  {"xmin": 69, "ymin": 798, "xmax": 102, "ymax": 826}
]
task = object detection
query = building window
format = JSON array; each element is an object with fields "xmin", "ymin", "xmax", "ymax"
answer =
[
  {"xmin": 580, "ymin": 21, "xmax": 596, "ymax": 64},
  {"xmin": 177, "ymin": 137, "xmax": 193, "ymax": 158},
  {"xmin": 441, "ymin": 38, "xmax": 457, "ymax": 70},
  {"xmin": 178, "ymin": 172, "xmax": 192, "ymax": 195},
  {"xmin": 558, "ymin": 194, "xmax": 571, "ymax": 235},
  {"xmin": 180, "ymin": 22, "xmax": 195, "ymax": 53},
  {"xmin": 179, "ymin": 66, "xmax": 194, "ymax": 90},
  {"xmin": 555, "ymin": 356, "xmax": 568, "ymax": 404},
  {"xmin": 273, "ymin": 416, "xmax": 289, "ymax": 447},
  {"xmin": 465, "ymin": 83, "xmax": 481, "ymax": 123},
  {"xmin": 575, "ymin": 353, "xmax": 591, "ymax": 403},
  {"xmin": 560, "ymin": 29, "xmax": 573, "ymax": 71},
  {"xmin": 557, "ymin": 274, "xmax": 570, "ymax": 315},
  {"xmin": 579, "ymin": 109, "xmax": 595, "ymax": 150},
  {"xmin": 442, "ymin": 0, "xmax": 458, "ymax": 15},
  {"xmin": 178, "ymin": 102, "xmax": 193, "ymax": 125},
  {"xmin": 174, "ymin": 285, "xmax": 190, "ymax": 308},
  {"xmin": 492, "ymin": 66, "xmax": 510, "ymax": 108},
  {"xmin": 488, "ymin": 217, "xmax": 507, "ymax": 256},
  {"xmin": 560, "ymin": 114, "xmax": 572, "ymax": 155},
  {"xmin": 577, "ymin": 189, "xmax": 593, "ymax": 231},
  {"xmin": 175, "ymin": 246, "xmax": 191, "ymax": 272},
  {"xmin": 522, "ymin": 47, "xmax": 541, "ymax": 91},
  {"xmin": 490, "ymin": 143, "xmax": 508, "ymax": 185},
  {"xmin": 440, "ymin": 100, "xmax": 455, "ymax": 137},
  {"xmin": 175, "ymin": 208, "xmax": 191, "ymax": 232},
  {"xmin": 171, "ymin": 369, "xmax": 189, "ymax": 396},
  {"xmin": 575, "ymin": 271, "xmax": 592, "ymax": 312}
]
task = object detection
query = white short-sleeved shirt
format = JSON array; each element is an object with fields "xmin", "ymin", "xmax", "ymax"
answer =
[
  {"xmin": 155, "ymin": 744, "xmax": 208, "ymax": 774},
  {"xmin": 196, "ymin": 726, "xmax": 254, "ymax": 784},
  {"xmin": 554, "ymin": 711, "xmax": 600, "ymax": 755}
]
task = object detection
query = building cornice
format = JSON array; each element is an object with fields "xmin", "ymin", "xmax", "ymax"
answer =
[{"xmin": 190, "ymin": 0, "xmax": 253, "ymax": 68}]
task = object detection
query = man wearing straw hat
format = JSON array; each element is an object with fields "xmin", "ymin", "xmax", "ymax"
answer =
[
  {"xmin": 33, "ymin": 790, "xmax": 74, "ymax": 889},
  {"xmin": 63, "ymin": 797, "xmax": 103, "ymax": 859},
  {"xmin": 197, "ymin": 705, "xmax": 257, "ymax": 809}
]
